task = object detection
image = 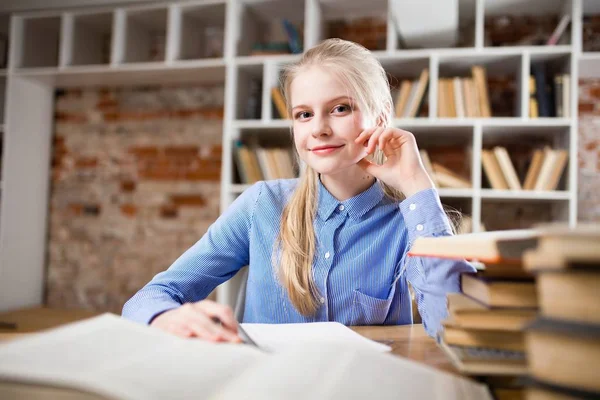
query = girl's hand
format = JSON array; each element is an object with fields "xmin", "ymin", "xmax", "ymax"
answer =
[
  {"xmin": 150, "ymin": 300, "xmax": 242, "ymax": 343},
  {"xmin": 355, "ymin": 127, "xmax": 435, "ymax": 197}
]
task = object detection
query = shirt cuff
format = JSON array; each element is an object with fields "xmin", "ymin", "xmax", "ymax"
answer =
[
  {"xmin": 127, "ymin": 301, "xmax": 181, "ymax": 326},
  {"xmin": 399, "ymin": 188, "xmax": 453, "ymax": 244}
]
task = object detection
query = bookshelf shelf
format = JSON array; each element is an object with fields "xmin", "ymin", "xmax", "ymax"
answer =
[
  {"xmin": 480, "ymin": 189, "xmax": 571, "ymax": 201},
  {"xmin": 0, "ymin": 0, "xmax": 586, "ymax": 309}
]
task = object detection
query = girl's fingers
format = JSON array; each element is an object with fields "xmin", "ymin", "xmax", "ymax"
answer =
[
  {"xmin": 366, "ymin": 127, "xmax": 385, "ymax": 153},
  {"xmin": 355, "ymin": 127, "xmax": 377, "ymax": 145},
  {"xmin": 196, "ymin": 301, "xmax": 238, "ymax": 333},
  {"xmin": 378, "ymin": 129, "xmax": 396, "ymax": 152}
]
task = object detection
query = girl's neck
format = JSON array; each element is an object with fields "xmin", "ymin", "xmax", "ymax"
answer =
[{"xmin": 319, "ymin": 168, "xmax": 376, "ymax": 201}]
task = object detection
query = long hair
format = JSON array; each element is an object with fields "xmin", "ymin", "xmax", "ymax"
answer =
[{"xmin": 273, "ymin": 39, "xmax": 410, "ymax": 315}]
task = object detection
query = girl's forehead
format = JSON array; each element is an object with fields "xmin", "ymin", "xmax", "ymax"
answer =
[{"xmin": 290, "ymin": 67, "xmax": 351, "ymax": 104}]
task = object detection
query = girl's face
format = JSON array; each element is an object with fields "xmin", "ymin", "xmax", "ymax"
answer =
[{"xmin": 290, "ymin": 67, "xmax": 369, "ymax": 175}]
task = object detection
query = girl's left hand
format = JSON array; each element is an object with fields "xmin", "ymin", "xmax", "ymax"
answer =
[{"xmin": 355, "ymin": 126, "xmax": 435, "ymax": 198}]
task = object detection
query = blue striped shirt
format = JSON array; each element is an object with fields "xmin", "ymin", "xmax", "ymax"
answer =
[{"xmin": 122, "ymin": 179, "xmax": 475, "ymax": 337}]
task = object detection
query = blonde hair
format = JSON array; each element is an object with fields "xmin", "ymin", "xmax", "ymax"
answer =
[{"xmin": 274, "ymin": 39, "xmax": 405, "ymax": 315}]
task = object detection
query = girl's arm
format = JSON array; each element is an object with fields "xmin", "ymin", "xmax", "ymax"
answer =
[
  {"xmin": 121, "ymin": 182, "xmax": 264, "ymax": 325},
  {"xmin": 398, "ymin": 187, "xmax": 476, "ymax": 338}
]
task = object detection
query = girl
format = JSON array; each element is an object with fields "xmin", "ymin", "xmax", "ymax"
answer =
[{"xmin": 122, "ymin": 38, "xmax": 475, "ymax": 342}]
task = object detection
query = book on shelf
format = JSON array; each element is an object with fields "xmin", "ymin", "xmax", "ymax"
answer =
[
  {"xmin": 418, "ymin": 149, "xmax": 438, "ymax": 187},
  {"xmin": 0, "ymin": 314, "xmax": 494, "ymax": 400},
  {"xmin": 481, "ymin": 149, "xmax": 510, "ymax": 190},
  {"xmin": 533, "ymin": 148, "xmax": 568, "ymax": 191},
  {"xmin": 394, "ymin": 68, "xmax": 428, "ymax": 118},
  {"xmin": 271, "ymin": 87, "xmax": 289, "ymax": 119},
  {"xmin": 234, "ymin": 141, "xmax": 296, "ymax": 184},
  {"xmin": 437, "ymin": 66, "xmax": 491, "ymax": 118},
  {"xmin": 431, "ymin": 162, "xmax": 471, "ymax": 189},
  {"xmin": 546, "ymin": 14, "xmax": 571, "ymax": 46},
  {"xmin": 493, "ymin": 147, "xmax": 522, "ymax": 191},
  {"xmin": 529, "ymin": 76, "xmax": 539, "ymax": 118},
  {"xmin": 244, "ymin": 79, "xmax": 263, "ymax": 119}
]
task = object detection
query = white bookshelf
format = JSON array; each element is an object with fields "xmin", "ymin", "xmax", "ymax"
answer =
[{"xmin": 0, "ymin": 0, "xmax": 597, "ymax": 312}]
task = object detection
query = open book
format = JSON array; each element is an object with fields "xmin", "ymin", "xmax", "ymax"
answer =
[{"xmin": 0, "ymin": 314, "xmax": 492, "ymax": 400}]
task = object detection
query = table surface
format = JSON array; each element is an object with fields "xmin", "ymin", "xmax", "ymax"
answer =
[{"xmin": 0, "ymin": 306, "xmax": 457, "ymax": 376}]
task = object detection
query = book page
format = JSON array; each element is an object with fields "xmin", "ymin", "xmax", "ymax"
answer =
[
  {"xmin": 240, "ymin": 321, "xmax": 391, "ymax": 353},
  {"xmin": 211, "ymin": 342, "xmax": 493, "ymax": 400},
  {"xmin": 0, "ymin": 313, "xmax": 265, "ymax": 400}
]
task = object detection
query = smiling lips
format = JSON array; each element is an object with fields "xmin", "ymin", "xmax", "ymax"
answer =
[{"xmin": 310, "ymin": 144, "xmax": 344, "ymax": 155}]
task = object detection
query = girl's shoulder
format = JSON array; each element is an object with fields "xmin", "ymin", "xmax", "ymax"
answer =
[{"xmin": 246, "ymin": 178, "xmax": 299, "ymax": 208}]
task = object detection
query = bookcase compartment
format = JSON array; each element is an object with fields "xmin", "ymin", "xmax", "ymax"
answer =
[
  {"xmin": 313, "ymin": 0, "xmax": 387, "ymax": 51},
  {"xmin": 481, "ymin": 199, "xmax": 568, "ymax": 231},
  {"xmin": 437, "ymin": 54, "xmax": 521, "ymax": 118},
  {"xmin": 582, "ymin": 0, "xmax": 600, "ymax": 52},
  {"xmin": 236, "ymin": 0, "xmax": 304, "ymax": 57},
  {"xmin": 481, "ymin": 125, "xmax": 570, "ymax": 192},
  {"xmin": 392, "ymin": 0, "xmax": 477, "ymax": 50},
  {"xmin": 174, "ymin": 2, "xmax": 226, "ymax": 60},
  {"xmin": 235, "ymin": 64, "xmax": 264, "ymax": 120},
  {"xmin": 70, "ymin": 12, "xmax": 113, "ymax": 66},
  {"xmin": 409, "ymin": 125, "xmax": 473, "ymax": 191},
  {"xmin": 232, "ymin": 128, "xmax": 296, "ymax": 184},
  {"xmin": 123, "ymin": 7, "xmax": 168, "ymax": 63},
  {"xmin": 528, "ymin": 53, "xmax": 572, "ymax": 118},
  {"xmin": 18, "ymin": 15, "xmax": 62, "ymax": 68},
  {"xmin": 383, "ymin": 57, "xmax": 430, "ymax": 119},
  {"xmin": 483, "ymin": 0, "xmax": 572, "ymax": 47}
]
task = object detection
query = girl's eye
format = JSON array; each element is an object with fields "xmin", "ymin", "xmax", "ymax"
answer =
[
  {"xmin": 295, "ymin": 111, "xmax": 311, "ymax": 120},
  {"xmin": 333, "ymin": 104, "xmax": 350, "ymax": 113}
]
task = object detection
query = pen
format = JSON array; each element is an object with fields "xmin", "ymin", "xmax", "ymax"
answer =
[{"xmin": 211, "ymin": 316, "xmax": 259, "ymax": 348}]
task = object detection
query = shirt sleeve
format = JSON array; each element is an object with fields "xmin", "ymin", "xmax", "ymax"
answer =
[
  {"xmin": 121, "ymin": 181, "xmax": 264, "ymax": 325},
  {"xmin": 397, "ymin": 187, "xmax": 476, "ymax": 338}
]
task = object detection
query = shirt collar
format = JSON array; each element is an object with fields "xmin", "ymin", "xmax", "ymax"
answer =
[{"xmin": 316, "ymin": 176, "xmax": 385, "ymax": 221}]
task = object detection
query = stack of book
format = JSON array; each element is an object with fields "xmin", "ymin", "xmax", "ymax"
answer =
[
  {"xmin": 437, "ymin": 65, "xmax": 492, "ymax": 118},
  {"xmin": 408, "ymin": 225, "xmax": 600, "ymax": 399},
  {"xmin": 482, "ymin": 146, "xmax": 568, "ymax": 191},
  {"xmin": 529, "ymin": 65, "xmax": 571, "ymax": 118},
  {"xmin": 522, "ymin": 225, "xmax": 600, "ymax": 399}
]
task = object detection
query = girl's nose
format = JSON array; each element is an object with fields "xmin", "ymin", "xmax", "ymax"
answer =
[{"xmin": 311, "ymin": 116, "xmax": 332, "ymax": 137}]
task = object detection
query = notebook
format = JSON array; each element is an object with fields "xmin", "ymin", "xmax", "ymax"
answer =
[{"xmin": 0, "ymin": 313, "xmax": 493, "ymax": 400}]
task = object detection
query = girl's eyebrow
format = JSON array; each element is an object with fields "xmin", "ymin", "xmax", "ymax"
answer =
[{"xmin": 291, "ymin": 96, "xmax": 353, "ymax": 111}]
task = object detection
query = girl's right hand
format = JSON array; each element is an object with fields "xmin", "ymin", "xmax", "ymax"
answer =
[{"xmin": 150, "ymin": 300, "xmax": 242, "ymax": 343}]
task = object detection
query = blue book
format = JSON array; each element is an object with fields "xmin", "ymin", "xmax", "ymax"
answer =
[{"xmin": 282, "ymin": 19, "xmax": 302, "ymax": 54}]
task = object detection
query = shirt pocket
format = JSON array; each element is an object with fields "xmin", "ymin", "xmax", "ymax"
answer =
[{"xmin": 350, "ymin": 284, "xmax": 396, "ymax": 326}]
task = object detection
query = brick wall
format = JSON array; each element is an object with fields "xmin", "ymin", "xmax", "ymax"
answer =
[
  {"xmin": 578, "ymin": 79, "xmax": 600, "ymax": 222},
  {"xmin": 47, "ymin": 85, "xmax": 224, "ymax": 312}
]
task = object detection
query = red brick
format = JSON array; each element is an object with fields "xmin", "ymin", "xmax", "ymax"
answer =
[
  {"xmin": 129, "ymin": 146, "xmax": 160, "ymax": 158},
  {"xmin": 120, "ymin": 180, "xmax": 136, "ymax": 192},
  {"xmin": 165, "ymin": 146, "xmax": 199, "ymax": 158},
  {"xmin": 96, "ymin": 98, "xmax": 118, "ymax": 111},
  {"xmin": 589, "ymin": 86, "xmax": 600, "ymax": 99},
  {"xmin": 120, "ymin": 204, "xmax": 137, "ymax": 217},
  {"xmin": 68, "ymin": 203, "xmax": 84, "ymax": 216},
  {"xmin": 585, "ymin": 141, "xmax": 598, "ymax": 151},
  {"xmin": 160, "ymin": 204, "xmax": 178, "ymax": 218},
  {"xmin": 170, "ymin": 194, "xmax": 206, "ymax": 207},
  {"xmin": 54, "ymin": 111, "xmax": 87, "ymax": 123},
  {"xmin": 579, "ymin": 102, "xmax": 595, "ymax": 114},
  {"xmin": 75, "ymin": 157, "xmax": 98, "ymax": 168}
]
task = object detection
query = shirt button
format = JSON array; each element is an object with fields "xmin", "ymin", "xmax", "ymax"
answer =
[
  {"xmin": 338, "ymin": 205, "xmax": 345, "ymax": 211},
  {"xmin": 416, "ymin": 224, "xmax": 424, "ymax": 231},
  {"xmin": 320, "ymin": 297, "xmax": 325, "ymax": 304},
  {"xmin": 409, "ymin": 203, "xmax": 416, "ymax": 211},
  {"xmin": 324, "ymin": 252, "xmax": 330, "ymax": 259}
]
